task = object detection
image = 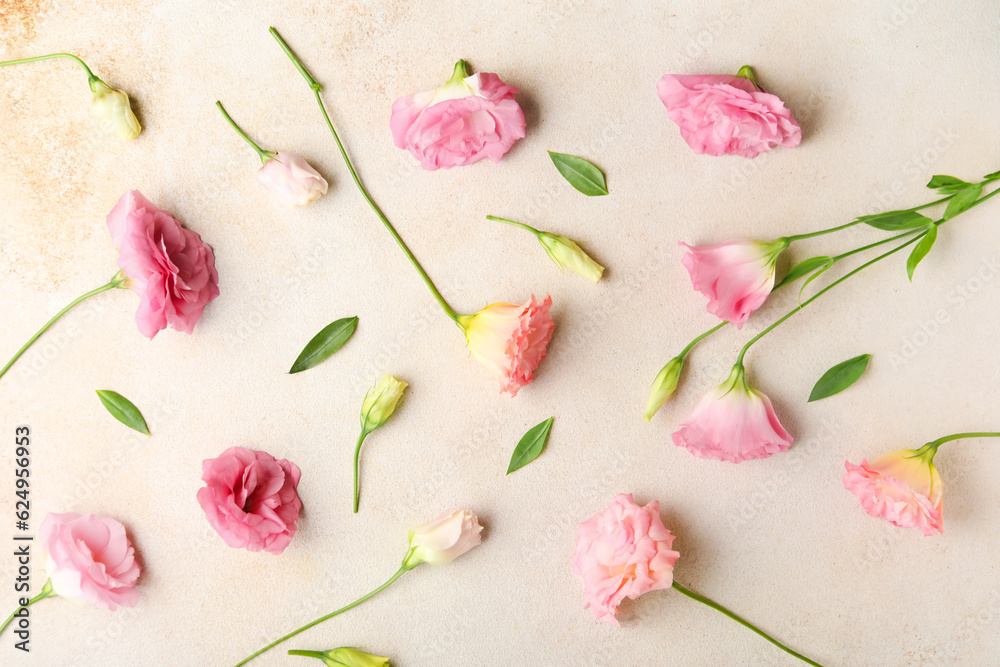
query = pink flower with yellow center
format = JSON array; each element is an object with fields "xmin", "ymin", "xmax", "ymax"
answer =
[
  {"xmin": 458, "ymin": 295, "xmax": 554, "ymax": 397},
  {"xmin": 843, "ymin": 448, "xmax": 944, "ymax": 536}
]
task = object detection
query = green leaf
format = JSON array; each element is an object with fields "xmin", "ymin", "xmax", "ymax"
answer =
[
  {"xmin": 808, "ymin": 354, "xmax": 871, "ymax": 402},
  {"xmin": 506, "ymin": 417, "xmax": 554, "ymax": 475},
  {"xmin": 776, "ymin": 256, "xmax": 834, "ymax": 289},
  {"xmin": 96, "ymin": 390, "xmax": 149, "ymax": 435},
  {"xmin": 289, "ymin": 317, "xmax": 358, "ymax": 374},
  {"xmin": 942, "ymin": 183, "xmax": 982, "ymax": 221},
  {"xmin": 798, "ymin": 257, "xmax": 835, "ymax": 303},
  {"xmin": 548, "ymin": 151, "xmax": 608, "ymax": 196},
  {"xmin": 983, "ymin": 170, "xmax": 1000, "ymax": 180},
  {"xmin": 906, "ymin": 226, "xmax": 938, "ymax": 281},
  {"xmin": 856, "ymin": 210, "xmax": 934, "ymax": 231},
  {"xmin": 926, "ymin": 175, "xmax": 970, "ymax": 193}
]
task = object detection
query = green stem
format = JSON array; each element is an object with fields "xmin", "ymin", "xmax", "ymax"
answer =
[
  {"xmin": 233, "ymin": 566, "xmax": 409, "ymax": 666},
  {"xmin": 352, "ymin": 429, "xmax": 369, "ymax": 513},
  {"xmin": 0, "ymin": 271, "xmax": 126, "ymax": 382},
  {"xmin": 269, "ymin": 27, "xmax": 461, "ymax": 325},
  {"xmin": 678, "ymin": 321, "xmax": 726, "ymax": 360},
  {"xmin": 784, "ymin": 219, "xmax": 864, "ymax": 242},
  {"xmin": 216, "ymin": 101, "xmax": 273, "ymax": 162},
  {"xmin": 672, "ymin": 582, "xmax": 823, "ymax": 666},
  {"xmin": 287, "ymin": 650, "xmax": 328, "ymax": 659},
  {"xmin": 0, "ymin": 580, "xmax": 55, "ymax": 638},
  {"xmin": 0, "ymin": 53, "xmax": 95, "ymax": 83},
  {"xmin": 486, "ymin": 215, "xmax": 541, "ymax": 236},
  {"xmin": 920, "ymin": 432, "xmax": 1000, "ymax": 452}
]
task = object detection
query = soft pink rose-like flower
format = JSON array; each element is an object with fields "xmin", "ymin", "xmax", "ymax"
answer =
[
  {"xmin": 657, "ymin": 74, "xmax": 801, "ymax": 158},
  {"xmin": 391, "ymin": 61, "xmax": 525, "ymax": 170},
  {"xmin": 680, "ymin": 238, "xmax": 788, "ymax": 327},
  {"xmin": 39, "ymin": 512, "xmax": 140, "ymax": 611},
  {"xmin": 572, "ymin": 493, "xmax": 680, "ymax": 626},
  {"xmin": 672, "ymin": 365, "xmax": 793, "ymax": 463},
  {"xmin": 843, "ymin": 449, "xmax": 944, "ymax": 536},
  {"xmin": 256, "ymin": 152, "xmax": 329, "ymax": 207},
  {"xmin": 403, "ymin": 508, "xmax": 483, "ymax": 568},
  {"xmin": 458, "ymin": 294, "xmax": 555, "ymax": 397},
  {"xmin": 106, "ymin": 190, "xmax": 220, "ymax": 339},
  {"xmin": 197, "ymin": 446, "xmax": 303, "ymax": 554}
]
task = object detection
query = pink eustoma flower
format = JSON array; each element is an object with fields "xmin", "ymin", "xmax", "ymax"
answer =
[
  {"xmin": 680, "ymin": 238, "xmax": 787, "ymax": 327},
  {"xmin": 197, "ymin": 446, "xmax": 303, "ymax": 554},
  {"xmin": 843, "ymin": 449, "xmax": 944, "ymax": 536},
  {"xmin": 391, "ymin": 60, "xmax": 525, "ymax": 170},
  {"xmin": 657, "ymin": 73, "xmax": 801, "ymax": 158},
  {"xmin": 106, "ymin": 190, "xmax": 220, "ymax": 338},
  {"xmin": 458, "ymin": 294, "xmax": 554, "ymax": 397},
  {"xmin": 256, "ymin": 152, "xmax": 328, "ymax": 207},
  {"xmin": 572, "ymin": 493, "xmax": 680, "ymax": 626},
  {"xmin": 39, "ymin": 512, "xmax": 141, "ymax": 610},
  {"xmin": 672, "ymin": 365, "xmax": 793, "ymax": 463}
]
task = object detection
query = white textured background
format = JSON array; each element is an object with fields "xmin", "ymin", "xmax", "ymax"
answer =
[{"xmin": 2, "ymin": 1, "xmax": 999, "ymax": 665}]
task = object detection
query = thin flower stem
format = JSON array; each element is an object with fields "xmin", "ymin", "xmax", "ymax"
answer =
[
  {"xmin": 0, "ymin": 52, "xmax": 95, "ymax": 82},
  {"xmin": 0, "ymin": 271, "xmax": 126, "ymax": 382},
  {"xmin": 352, "ymin": 429, "xmax": 369, "ymax": 513},
  {"xmin": 783, "ymin": 219, "xmax": 864, "ymax": 242},
  {"xmin": 268, "ymin": 27, "xmax": 461, "ymax": 325},
  {"xmin": 233, "ymin": 566, "xmax": 410, "ymax": 666},
  {"xmin": 486, "ymin": 215, "xmax": 541, "ymax": 236},
  {"xmin": 922, "ymin": 432, "xmax": 1000, "ymax": 451},
  {"xmin": 671, "ymin": 582, "xmax": 823, "ymax": 666},
  {"xmin": 678, "ymin": 322, "xmax": 726, "ymax": 359},
  {"xmin": 0, "ymin": 580, "xmax": 54, "ymax": 637},
  {"xmin": 215, "ymin": 101, "xmax": 273, "ymax": 162}
]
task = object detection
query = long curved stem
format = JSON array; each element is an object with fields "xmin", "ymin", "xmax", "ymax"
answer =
[
  {"xmin": 0, "ymin": 53, "xmax": 95, "ymax": 81},
  {"xmin": 487, "ymin": 215, "xmax": 541, "ymax": 236},
  {"xmin": 0, "ymin": 271, "xmax": 126, "ymax": 382},
  {"xmin": 233, "ymin": 566, "xmax": 409, "ymax": 666},
  {"xmin": 352, "ymin": 430, "xmax": 369, "ymax": 513},
  {"xmin": 922, "ymin": 432, "xmax": 1000, "ymax": 451},
  {"xmin": 268, "ymin": 27, "xmax": 461, "ymax": 325},
  {"xmin": 0, "ymin": 580, "xmax": 54, "ymax": 637},
  {"xmin": 216, "ymin": 101, "xmax": 273, "ymax": 162},
  {"xmin": 672, "ymin": 582, "xmax": 823, "ymax": 666}
]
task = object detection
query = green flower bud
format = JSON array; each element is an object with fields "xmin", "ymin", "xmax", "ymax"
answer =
[
  {"xmin": 644, "ymin": 356, "xmax": 683, "ymax": 422},
  {"xmin": 537, "ymin": 232, "xmax": 604, "ymax": 283},
  {"xmin": 288, "ymin": 647, "xmax": 390, "ymax": 667},
  {"xmin": 89, "ymin": 78, "xmax": 141, "ymax": 141},
  {"xmin": 360, "ymin": 375, "xmax": 407, "ymax": 433}
]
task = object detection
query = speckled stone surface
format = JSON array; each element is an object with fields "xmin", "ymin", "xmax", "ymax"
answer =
[{"xmin": 2, "ymin": 1, "xmax": 999, "ymax": 665}]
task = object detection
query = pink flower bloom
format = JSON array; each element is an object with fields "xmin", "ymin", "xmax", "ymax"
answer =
[
  {"xmin": 106, "ymin": 190, "xmax": 220, "ymax": 339},
  {"xmin": 256, "ymin": 152, "xmax": 328, "ymax": 207},
  {"xmin": 657, "ymin": 74, "xmax": 801, "ymax": 158},
  {"xmin": 403, "ymin": 509, "xmax": 483, "ymax": 568},
  {"xmin": 391, "ymin": 60, "xmax": 525, "ymax": 170},
  {"xmin": 458, "ymin": 294, "xmax": 554, "ymax": 397},
  {"xmin": 843, "ymin": 449, "xmax": 944, "ymax": 536},
  {"xmin": 672, "ymin": 365, "xmax": 793, "ymax": 463},
  {"xmin": 39, "ymin": 512, "xmax": 140, "ymax": 611},
  {"xmin": 680, "ymin": 238, "xmax": 788, "ymax": 327},
  {"xmin": 572, "ymin": 493, "xmax": 680, "ymax": 626},
  {"xmin": 197, "ymin": 446, "xmax": 303, "ymax": 554}
]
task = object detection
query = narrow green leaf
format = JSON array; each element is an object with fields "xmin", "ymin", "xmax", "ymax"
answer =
[
  {"xmin": 906, "ymin": 226, "xmax": 938, "ymax": 281},
  {"xmin": 942, "ymin": 183, "xmax": 982, "ymax": 221},
  {"xmin": 506, "ymin": 417, "xmax": 554, "ymax": 475},
  {"xmin": 96, "ymin": 390, "xmax": 150, "ymax": 435},
  {"xmin": 548, "ymin": 151, "xmax": 608, "ymax": 196},
  {"xmin": 798, "ymin": 258, "xmax": 835, "ymax": 303},
  {"xmin": 289, "ymin": 316, "xmax": 358, "ymax": 374},
  {"xmin": 808, "ymin": 354, "xmax": 871, "ymax": 402},
  {"xmin": 856, "ymin": 210, "xmax": 933, "ymax": 231},
  {"xmin": 926, "ymin": 175, "xmax": 970, "ymax": 193},
  {"xmin": 983, "ymin": 170, "xmax": 1000, "ymax": 180},
  {"xmin": 776, "ymin": 256, "xmax": 834, "ymax": 289}
]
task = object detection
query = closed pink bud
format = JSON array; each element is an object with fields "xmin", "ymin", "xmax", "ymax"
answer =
[
  {"xmin": 403, "ymin": 509, "xmax": 483, "ymax": 568},
  {"xmin": 256, "ymin": 152, "xmax": 329, "ymax": 206}
]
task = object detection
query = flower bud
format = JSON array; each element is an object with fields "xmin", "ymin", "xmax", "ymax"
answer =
[
  {"xmin": 256, "ymin": 152, "xmax": 329, "ymax": 207},
  {"xmin": 288, "ymin": 647, "xmax": 390, "ymax": 667},
  {"xmin": 537, "ymin": 233, "xmax": 604, "ymax": 283},
  {"xmin": 403, "ymin": 508, "xmax": 482, "ymax": 569},
  {"xmin": 360, "ymin": 375, "xmax": 407, "ymax": 433},
  {"xmin": 644, "ymin": 356, "xmax": 683, "ymax": 422},
  {"xmin": 89, "ymin": 78, "xmax": 141, "ymax": 141}
]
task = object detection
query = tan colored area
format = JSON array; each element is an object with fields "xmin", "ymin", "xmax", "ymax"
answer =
[{"xmin": 2, "ymin": 1, "xmax": 999, "ymax": 665}]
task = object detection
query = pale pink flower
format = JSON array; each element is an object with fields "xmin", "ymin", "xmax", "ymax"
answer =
[
  {"xmin": 657, "ymin": 74, "xmax": 801, "ymax": 158},
  {"xmin": 843, "ymin": 449, "xmax": 944, "ymax": 536},
  {"xmin": 572, "ymin": 493, "xmax": 680, "ymax": 626},
  {"xmin": 680, "ymin": 238, "xmax": 787, "ymax": 327},
  {"xmin": 39, "ymin": 512, "xmax": 141, "ymax": 610},
  {"xmin": 106, "ymin": 190, "xmax": 220, "ymax": 338},
  {"xmin": 197, "ymin": 446, "xmax": 303, "ymax": 554},
  {"xmin": 672, "ymin": 365, "xmax": 793, "ymax": 463},
  {"xmin": 458, "ymin": 295, "xmax": 554, "ymax": 397},
  {"xmin": 391, "ymin": 60, "xmax": 525, "ymax": 170},
  {"xmin": 403, "ymin": 509, "xmax": 483, "ymax": 568},
  {"xmin": 256, "ymin": 152, "xmax": 328, "ymax": 206}
]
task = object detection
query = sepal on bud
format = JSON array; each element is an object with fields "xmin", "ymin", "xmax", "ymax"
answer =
[{"xmin": 360, "ymin": 375, "xmax": 407, "ymax": 433}]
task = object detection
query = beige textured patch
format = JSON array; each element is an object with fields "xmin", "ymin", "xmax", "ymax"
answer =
[{"xmin": 0, "ymin": 0, "xmax": 54, "ymax": 43}]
